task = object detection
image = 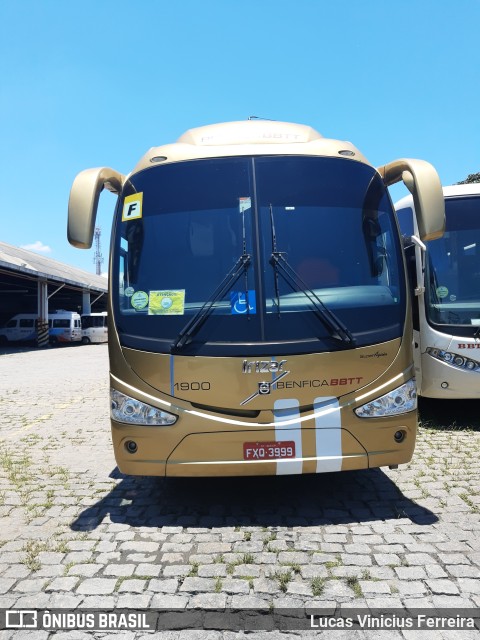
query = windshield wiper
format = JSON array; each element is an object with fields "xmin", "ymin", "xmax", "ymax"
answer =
[
  {"xmin": 269, "ymin": 250, "xmax": 355, "ymax": 346},
  {"xmin": 171, "ymin": 254, "xmax": 251, "ymax": 351},
  {"xmin": 268, "ymin": 204, "xmax": 354, "ymax": 345}
]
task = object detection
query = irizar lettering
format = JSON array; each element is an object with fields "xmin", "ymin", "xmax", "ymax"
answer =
[{"xmin": 242, "ymin": 359, "xmax": 287, "ymax": 374}]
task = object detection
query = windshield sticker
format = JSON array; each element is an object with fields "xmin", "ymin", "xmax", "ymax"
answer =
[
  {"xmin": 149, "ymin": 290, "xmax": 186, "ymax": 315},
  {"xmin": 239, "ymin": 197, "xmax": 251, "ymax": 213},
  {"xmin": 436, "ymin": 286, "xmax": 449, "ymax": 299},
  {"xmin": 231, "ymin": 290, "xmax": 257, "ymax": 315},
  {"xmin": 122, "ymin": 192, "xmax": 143, "ymax": 222},
  {"xmin": 124, "ymin": 286, "xmax": 135, "ymax": 297},
  {"xmin": 130, "ymin": 290, "xmax": 149, "ymax": 310}
]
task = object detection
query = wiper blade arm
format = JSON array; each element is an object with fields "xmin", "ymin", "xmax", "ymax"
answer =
[
  {"xmin": 269, "ymin": 251, "xmax": 355, "ymax": 345},
  {"xmin": 172, "ymin": 254, "xmax": 251, "ymax": 351}
]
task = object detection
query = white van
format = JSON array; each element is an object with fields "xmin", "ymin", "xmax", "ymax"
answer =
[
  {"xmin": 81, "ymin": 311, "xmax": 108, "ymax": 344},
  {"xmin": 0, "ymin": 314, "xmax": 37, "ymax": 344},
  {"xmin": 48, "ymin": 310, "xmax": 82, "ymax": 344},
  {"xmin": 0, "ymin": 311, "xmax": 82, "ymax": 345}
]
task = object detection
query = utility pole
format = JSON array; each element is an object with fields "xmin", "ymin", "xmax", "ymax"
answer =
[{"xmin": 93, "ymin": 226, "xmax": 103, "ymax": 276}]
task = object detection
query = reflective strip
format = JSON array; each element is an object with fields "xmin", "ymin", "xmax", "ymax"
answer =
[
  {"xmin": 274, "ymin": 399, "xmax": 302, "ymax": 475},
  {"xmin": 314, "ymin": 396, "xmax": 342, "ymax": 473}
]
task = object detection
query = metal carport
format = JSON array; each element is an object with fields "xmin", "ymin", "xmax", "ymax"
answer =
[{"xmin": 0, "ymin": 241, "xmax": 107, "ymax": 345}]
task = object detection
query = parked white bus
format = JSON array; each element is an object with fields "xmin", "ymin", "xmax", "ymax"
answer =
[
  {"xmin": 395, "ymin": 183, "xmax": 480, "ymax": 398},
  {"xmin": 81, "ymin": 311, "xmax": 108, "ymax": 344}
]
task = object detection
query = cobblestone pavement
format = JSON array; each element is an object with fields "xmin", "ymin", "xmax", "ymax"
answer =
[{"xmin": 0, "ymin": 344, "xmax": 479, "ymax": 639}]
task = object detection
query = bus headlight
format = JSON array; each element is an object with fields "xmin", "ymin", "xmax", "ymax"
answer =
[
  {"xmin": 426, "ymin": 347, "xmax": 480, "ymax": 373},
  {"xmin": 110, "ymin": 389, "xmax": 177, "ymax": 426},
  {"xmin": 354, "ymin": 379, "xmax": 417, "ymax": 418}
]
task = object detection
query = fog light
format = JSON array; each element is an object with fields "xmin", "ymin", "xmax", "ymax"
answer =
[
  {"xmin": 125, "ymin": 440, "xmax": 138, "ymax": 454},
  {"xmin": 394, "ymin": 430, "xmax": 405, "ymax": 443}
]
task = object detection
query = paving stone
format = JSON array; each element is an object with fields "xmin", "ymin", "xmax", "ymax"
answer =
[
  {"xmin": 147, "ymin": 578, "xmax": 179, "ymax": 593},
  {"xmin": 425, "ymin": 579, "xmax": 460, "ymax": 595},
  {"xmin": 75, "ymin": 578, "xmax": 117, "ymax": 595},
  {"xmin": 116, "ymin": 593, "xmax": 152, "ymax": 608},
  {"xmin": 0, "ymin": 578, "xmax": 16, "ymax": 594},
  {"xmin": 300, "ymin": 565, "xmax": 329, "ymax": 579},
  {"xmin": 220, "ymin": 578, "xmax": 250, "ymax": 594},
  {"xmin": 118, "ymin": 541, "xmax": 159, "ymax": 553},
  {"xmin": 358, "ymin": 580, "xmax": 391, "ymax": 594},
  {"xmin": 189, "ymin": 592, "xmax": 227, "ymax": 608},
  {"xmin": 396, "ymin": 581, "xmax": 429, "ymax": 596},
  {"xmin": 404, "ymin": 553, "xmax": 436, "ymax": 565},
  {"xmin": 102, "ymin": 563, "xmax": 136, "ymax": 577},
  {"xmin": 80, "ymin": 595, "xmax": 117, "ymax": 608},
  {"xmin": 457, "ymin": 578, "xmax": 480, "ymax": 594},
  {"xmin": 446, "ymin": 564, "xmax": 479, "ymax": 578},
  {"xmin": 150, "ymin": 594, "xmax": 188, "ymax": 608},
  {"xmin": 229, "ymin": 594, "xmax": 271, "ymax": 608},
  {"xmin": 133, "ymin": 563, "xmax": 162, "ymax": 577},
  {"xmin": 13, "ymin": 579, "xmax": 47, "ymax": 593},
  {"xmin": 67, "ymin": 564, "xmax": 101, "ymax": 577},
  {"xmin": 341, "ymin": 554, "xmax": 372, "ymax": 566},
  {"xmin": 2, "ymin": 566, "xmax": 31, "ymax": 579},
  {"xmin": 277, "ymin": 551, "xmax": 310, "ymax": 564},
  {"xmin": 178, "ymin": 577, "xmax": 215, "ymax": 593},
  {"xmin": 394, "ymin": 566, "xmax": 428, "ymax": 580},
  {"xmin": 46, "ymin": 577, "xmax": 80, "ymax": 591},
  {"xmin": 117, "ymin": 579, "xmax": 147, "ymax": 593},
  {"xmin": 232, "ymin": 565, "xmax": 261, "ymax": 578}
]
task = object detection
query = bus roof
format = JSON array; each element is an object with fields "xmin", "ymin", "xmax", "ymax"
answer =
[
  {"xmin": 395, "ymin": 182, "xmax": 480, "ymax": 210},
  {"xmin": 442, "ymin": 183, "xmax": 480, "ymax": 198},
  {"xmin": 130, "ymin": 120, "xmax": 369, "ymax": 174}
]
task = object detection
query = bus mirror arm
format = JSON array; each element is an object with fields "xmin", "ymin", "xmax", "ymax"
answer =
[
  {"xmin": 410, "ymin": 235, "xmax": 427, "ymax": 252},
  {"xmin": 68, "ymin": 167, "xmax": 125, "ymax": 249},
  {"xmin": 402, "ymin": 235, "xmax": 426, "ymax": 252},
  {"xmin": 378, "ymin": 158, "xmax": 445, "ymax": 242}
]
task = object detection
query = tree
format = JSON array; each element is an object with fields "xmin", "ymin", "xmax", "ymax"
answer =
[{"xmin": 457, "ymin": 172, "xmax": 480, "ymax": 184}]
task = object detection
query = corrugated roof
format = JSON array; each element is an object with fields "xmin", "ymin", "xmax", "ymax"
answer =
[{"xmin": 0, "ymin": 241, "xmax": 108, "ymax": 292}]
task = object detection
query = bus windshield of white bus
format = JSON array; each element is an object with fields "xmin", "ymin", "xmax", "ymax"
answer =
[
  {"xmin": 424, "ymin": 196, "xmax": 480, "ymax": 333},
  {"xmin": 112, "ymin": 156, "xmax": 406, "ymax": 355}
]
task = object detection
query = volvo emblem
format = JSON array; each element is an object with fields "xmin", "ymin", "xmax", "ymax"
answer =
[{"xmin": 240, "ymin": 369, "xmax": 290, "ymax": 406}]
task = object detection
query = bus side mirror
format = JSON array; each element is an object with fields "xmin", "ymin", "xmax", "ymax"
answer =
[
  {"xmin": 68, "ymin": 167, "xmax": 124, "ymax": 249},
  {"xmin": 377, "ymin": 159, "xmax": 445, "ymax": 242}
]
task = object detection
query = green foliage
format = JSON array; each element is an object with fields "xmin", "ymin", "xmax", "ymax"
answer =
[{"xmin": 457, "ymin": 172, "xmax": 480, "ymax": 184}]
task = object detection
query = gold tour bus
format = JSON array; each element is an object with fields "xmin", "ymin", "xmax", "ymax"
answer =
[{"xmin": 68, "ymin": 120, "xmax": 444, "ymax": 477}]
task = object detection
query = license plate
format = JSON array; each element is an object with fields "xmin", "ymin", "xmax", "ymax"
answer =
[{"xmin": 243, "ymin": 441, "xmax": 296, "ymax": 460}]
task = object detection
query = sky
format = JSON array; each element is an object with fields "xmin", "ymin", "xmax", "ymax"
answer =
[{"xmin": 1, "ymin": 0, "xmax": 479, "ymax": 277}]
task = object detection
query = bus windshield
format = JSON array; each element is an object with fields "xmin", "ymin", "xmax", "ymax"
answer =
[
  {"xmin": 112, "ymin": 156, "xmax": 405, "ymax": 355},
  {"xmin": 425, "ymin": 195, "xmax": 480, "ymax": 330}
]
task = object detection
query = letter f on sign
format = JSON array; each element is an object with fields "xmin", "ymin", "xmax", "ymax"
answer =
[{"xmin": 122, "ymin": 193, "xmax": 143, "ymax": 221}]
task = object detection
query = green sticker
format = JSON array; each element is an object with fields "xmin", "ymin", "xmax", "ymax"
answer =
[
  {"xmin": 436, "ymin": 286, "xmax": 449, "ymax": 299},
  {"xmin": 131, "ymin": 291, "xmax": 149, "ymax": 310}
]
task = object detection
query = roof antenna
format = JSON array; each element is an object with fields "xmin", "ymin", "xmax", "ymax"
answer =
[{"xmin": 248, "ymin": 115, "xmax": 274, "ymax": 121}]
